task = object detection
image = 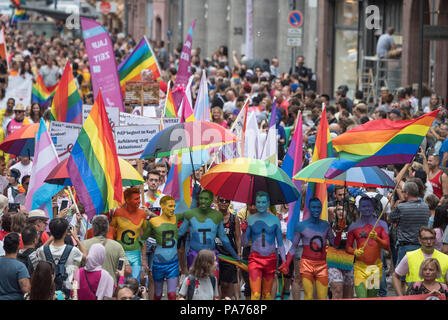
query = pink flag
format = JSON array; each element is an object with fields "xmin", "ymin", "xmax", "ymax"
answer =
[
  {"xmin": 81, "ymin": 18, "xmax": 124, "ymax": 111},
  {"xmin": 172, "ymin": 19, "xmax": 196, "ymax": 110}
]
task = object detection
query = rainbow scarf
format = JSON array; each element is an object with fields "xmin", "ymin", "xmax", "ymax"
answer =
[
  {"xmin": 326, "ymin": 110, "xmax": 439, "ymax": 179},
  {"xmin": 50, "ymin": 61, "xmax": 83, "ymax": 124},
  {"xmin": 145, "ymin": 190, "xmax": 161, "ymax": 208},
  {"xmin": 66, "ymin": 90, "xmax": 123, "ymax": 219}
]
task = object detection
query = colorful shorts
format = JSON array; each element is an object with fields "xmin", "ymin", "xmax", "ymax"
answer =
[
  {"xmin": 248, "ymin": 251, "xmax": 277, "ymax": 279},
  {"xmin": 328, "ymin": 267, "xmax": 354, "ymax": 285},
  {"xmin": 152, "ymin": 260, "xmax": 179, "ymax": 281},
  {"xmin": 300, "ymin": 258, "xmax": 328, "ymax": 279},
  {"xmin": 353, "ymin": 260, "xmax": 382, "ymax": 290}
]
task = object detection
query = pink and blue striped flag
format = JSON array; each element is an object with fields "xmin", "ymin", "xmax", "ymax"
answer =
[
  {"xmin": 281, "ymin": 113, "xmax": 303, "ymax": 241},
  {"xmin": 25, "ymin": 118, "xmax": 63, "ymax": 218}
]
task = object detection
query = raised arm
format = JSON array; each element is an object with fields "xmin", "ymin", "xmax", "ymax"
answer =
[{"xmin": 217, "ymin": 221, "xmax": 239, "ymax": 261}]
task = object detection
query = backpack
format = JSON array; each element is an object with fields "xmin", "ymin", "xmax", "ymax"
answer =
[
  {"xmin": 186, "ymin": 275, "xmax": 216, "ymax": 300},
  {"xmin": 17, "ymin": 248, "xmax": 35, "ymax": 275},
  {"xmin": 43, "ymin": 245, "xmax": 73, "ymax": 294}
]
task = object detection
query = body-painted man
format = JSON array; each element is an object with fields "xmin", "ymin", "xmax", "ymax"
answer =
[
  {"xmin": 110, "ymin": 187, "xmax": 148, "ymax": 281},
  {"xmin": 242, "ymin": 191, "xmax": 286, "ymax": 300},
  {"xmin": 346, "ymin": 195, "xmax": 389, "ymax": 298},
  {"xmin": 279, "ymin": 197, "xmax": 340, "ymax": 300},
  {"xmin": 179, "ymin": 190, "xmax": 239, "ymax": 279},
  {"xmin": 142, "ymin": 196, "xmax": 182, "ymax": 300}
]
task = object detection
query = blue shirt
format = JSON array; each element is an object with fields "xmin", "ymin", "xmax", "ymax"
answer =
[
  {"xmin": 0, "ymin": 257, "xmax": 29, "ymax": 300},
  {"xmin": 439, "ymin": 138, "xmax": 448, "ymax": 165}
]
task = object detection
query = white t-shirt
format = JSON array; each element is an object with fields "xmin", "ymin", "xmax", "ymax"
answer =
[
  {"xmin": 178, "ymin": 275, "xmax": 219, "ymax": 300},
  {"xmin": 10, "ymin": 161, "xmax": 33, "ymax": 180},
  {"xmin": 36, "ymin": 244, "xmax": 83, "ymax": 290}
]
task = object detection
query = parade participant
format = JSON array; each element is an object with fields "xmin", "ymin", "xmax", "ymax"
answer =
[
  {"xmin": 0, "ymin": 233, "xmax": 30, "ymax": 300},
  {"xmin": 82, "ymin": 215, "xmax": 131, "ymax": 283},
  {"xmin": 178, "ymin": 249, "xmax": 220, "ymax": 300},
  {"xmin": 6, "ymin": 103, "xmax": 30, "ymax": 137},
  {"xmin": 346, "ymin": 196, "xmax": 390, "ymax": 298},
  {"xmin": 237, "ymin": 203, "xmax": 258, "ymax": 299},
  {"xmin": 393, "ymin": 226, "xmax": 448, "ymax": 296},
  {"xmin": 328, "ymin": 204, "xmax": 354, "ymax": 299},
  {"xmin": 178, "ymin": 190, "xmax": 240, "ymax": 278},
  {"xmin": 141, "ymin": 196, "xmax": 183, "ymax": 300},
  {"xmin": 215, "ymin": 196, "xmax": 241, "ymax": 300},
  {"xmin": 27, "ymin": 209, "xmax": 50, "ymax": 248},
  {"xmin": 110, "ymin": 187, "xmax": 149, "ymax": 281},
  {"xmin": 426, "ymin": 154, "xmax": 448, "ymax": 199},
  {"xmin": 243, "ymin": 191, "xmax": 286, "ymax": 300},
  {"xmin": 279, "ymin": 197, "xmax": 339, "ymax": 300}
]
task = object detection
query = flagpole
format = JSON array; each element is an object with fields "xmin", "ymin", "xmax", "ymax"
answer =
[
  {"xmin": 67, "ymin": 186, "xmax": 86, "ymax": 236},
  {"xmin": 360, "ymin": 162, "xmax": 411, "ymax": 252}
]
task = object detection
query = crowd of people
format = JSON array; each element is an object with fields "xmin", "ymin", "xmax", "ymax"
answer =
[{"xmin": 0, "ymin": 14, "xmax": 448, "ymax": 301}]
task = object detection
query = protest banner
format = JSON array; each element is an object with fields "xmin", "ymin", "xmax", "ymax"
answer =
[
  {"xmin": 119, "ymin": 112, "xmax": 160, "ymax": 126},
  {"xmin": 49, "ymin": 121, "xmax": 82, "ymax": 160},
  {"xmin": 162, "ymin": 117, "xmax": 180, "ymax": 128},
  {"xmin": 83, "ymin": 104, "xmax": 119, "ymax": 127},
  {"xmin": 81, "ymin": 18, "xmax": 124, "ymax": 111},
  {"xmin": 114, "ymin": 125, "xmax": 159, "ymax": 159},
  {"xmin": 124, "ymin": 81, "xmax": 159, "ymax": 106},
  {"xmin": 5, "ymin": 75, "xmax": 32, "ymax": 107}
]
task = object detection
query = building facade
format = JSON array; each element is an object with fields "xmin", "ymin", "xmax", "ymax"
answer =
[{"xmin": 124, "ymin": 0, "xmax": 448, "ymax": 103}]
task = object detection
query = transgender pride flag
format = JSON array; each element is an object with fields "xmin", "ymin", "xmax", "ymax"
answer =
[{"xmin": 25, "ymin": 119, "xmax": 63, "ymax": 218}]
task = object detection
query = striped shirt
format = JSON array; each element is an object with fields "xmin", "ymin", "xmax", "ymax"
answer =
[{"xmin": 390, "ymin": 200, "xmax": 429, "ymax": 244}]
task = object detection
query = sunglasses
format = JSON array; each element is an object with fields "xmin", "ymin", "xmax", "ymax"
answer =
[{"xmin": 218, "ymin": 198, "xmax": 230, "ymax": 203}]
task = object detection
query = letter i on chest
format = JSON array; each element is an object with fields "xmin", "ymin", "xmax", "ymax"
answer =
[{"xmin": 262, "ymin": 229, "xmax": 265, "ymax": 247}]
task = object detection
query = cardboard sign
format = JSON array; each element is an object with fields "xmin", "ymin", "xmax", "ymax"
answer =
[
  {"xmin": 124, "ymin": 81, "xmax": 159, "ymax": 106},
  {"xmin": 114, "ymin": 125, "xmax": 159, "ymax": 159},
  {"xmin": 119, "ymin": 112, "xmax": 161, "ymax": 126},
  {"xmin": 82, "ymin": 104, "xmax": 120, "ymax": 128},
  {"xmin": 49, "ymin": 121, "xmax": 82, "ymax": 161},
  {"xmin": 162, "ymin": 117, "xmax": 180, "ymax": 129}
]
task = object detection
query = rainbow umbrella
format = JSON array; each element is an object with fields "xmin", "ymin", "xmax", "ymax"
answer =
[
  {"xmin": 200, "ymin": 157, "xmax": 300, "ymax": 205},
  {"xmin": 0, "ymin": 123, "xmax": 39, "ymax": 156},
  {"xmin": 45, "ymin": 157, "xmax": 144, "ymax": 187},
  {"xmin": 140, "ymin": 121, "xmax": 238, "ymax": 159},
  {"xmin": 293, "ymin": 157, "xmax": 395, "ymax": 188}
]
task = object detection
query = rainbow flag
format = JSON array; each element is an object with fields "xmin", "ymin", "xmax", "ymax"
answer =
[
  {"xmin": 11, "ymin": 9, "xmax": 27, "ymax": 23},
  {"xmin": 325, "ymin": 110, "xmax": 439, "ymax": 179},
  {"xmin": 218, "ymin": 254, "xmax": 248, "ymax": 272},
  {"xmin": 282, "ymin": 112, "xmax": 303, "ymax": 240},
  {"xmin": 50, "ymin": 61, "xmax": 83, "ymax": 124},
  {"xmin": 326, "ymin": 247, "xmax": 354, "ymax": 271},
  {"xmin": 164, "ymin": 81, "xmax": 177, "ymax": 118},
  {"xmin": 32, "ymin": 74, "xmax": 58, "ymax": 108},
  {"xmin": 118, "ymin": 36, "xmax": 161, "ymax": 93},
  {"xmin": 67, "ymin": 90, "xmax": 123, "ymax": 219},
  {"xmin": 304, "ymin": 105, "xmax": 333, "ymax": 221}
]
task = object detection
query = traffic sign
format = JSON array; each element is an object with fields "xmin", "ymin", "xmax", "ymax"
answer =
[
  {"xmin": 287, "ymin": 28, "xmax": 302, "ymax": 47},
  {"xmin": 288, "ymin": 10, "xmax": 303, "ymax": 28}
]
